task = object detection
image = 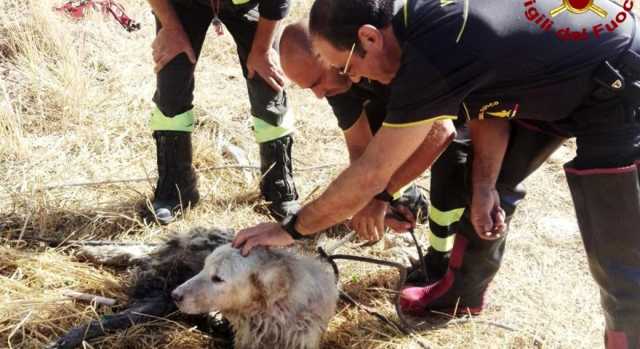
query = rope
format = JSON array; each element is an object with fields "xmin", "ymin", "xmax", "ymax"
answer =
[
  {"xmin": 317, "ymin": 223, "xmax": 429, "ymax": 334},
  {"xmin": 55, "ymin": 0, "xmax": 140, "ymax": 32}
]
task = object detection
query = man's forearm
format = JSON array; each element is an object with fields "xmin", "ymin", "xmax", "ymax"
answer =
[
  {"xmin": 297, "ymin": 157, "xmax": 388, "ymax": 234},
  {"xmin": 344, "ymin": 112, "xmax": 373, "ymax": 163},
  {"xmin": 251, "ymin": 17, "xmax": 280, "ymax": 54},
  {"xmin": 386, "ymin": 119, "xmax": 456, "ymax": 194},
  {"xmin": 469, "ymin": 119, "xmax": 510, "ymax": 189},
  {"xmin": 346, "ymin": 141, "xmax": 366, "ymax": 163},
  {"xmin": 295, "ymin": 123, "xmax": 435, "ymax": 235},
  {"xmin": 148, "ymin": 0, "xmax": 182, "ymax": 29}
]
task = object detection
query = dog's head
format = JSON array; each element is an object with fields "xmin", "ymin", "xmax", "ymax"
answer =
[{"xmin": 171, "ymin": 243, "xmax": 292, "ymax": 314}]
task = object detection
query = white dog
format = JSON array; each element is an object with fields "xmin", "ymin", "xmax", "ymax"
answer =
[{"xmin": 172, "ymin": 244, "xmax": 338, "ymax": 349}]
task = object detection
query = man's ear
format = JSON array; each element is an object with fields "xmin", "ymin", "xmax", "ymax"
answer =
[
  {"xmin": 358, "ymin": 24, "xmax": 384, "ymax": 52},
  {"xmin": 250, "ymin": 260, "xmax": 291, "ymax": 309}
]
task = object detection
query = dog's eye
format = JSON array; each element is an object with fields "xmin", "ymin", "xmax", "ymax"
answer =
[{"xmin": 211, "ymin": 275, "xmax": 224, "ymax": 283}]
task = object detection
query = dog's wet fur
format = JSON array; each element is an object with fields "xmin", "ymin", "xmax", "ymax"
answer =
[
  {"xmin": 49, "ymin": 227, "xmax": 338, "ymax": 349},
  {"xmin": 173, "ymin": 243, "xmax": 338, "ymax": 349}
]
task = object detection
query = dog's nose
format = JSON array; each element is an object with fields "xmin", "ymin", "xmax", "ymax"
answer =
[{"xmin": 171, "ymin": 290, "xmax": 183, "ymax": 303}]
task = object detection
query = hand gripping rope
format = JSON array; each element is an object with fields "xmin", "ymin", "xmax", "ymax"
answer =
[{"xmin": 55, "ymin": 0, "xmax": 141, "ymax": 32}]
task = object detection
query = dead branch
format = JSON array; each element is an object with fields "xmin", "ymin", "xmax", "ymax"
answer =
[
  {"xmin": 33, "ymin": 163, "xmax": 343, "ymax": 192},
  {"xmin": 5, "ymin": 236, "xmax": 160, "ymax": 248},
  {"xmin": 62, "ymin": 291, "xmax": 117, "ymax": 307}
]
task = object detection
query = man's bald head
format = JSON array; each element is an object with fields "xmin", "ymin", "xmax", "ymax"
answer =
[
  {"xmin": 280, "ymin": 22, "xmax": 319, "ymax": 82},
  {"xmin": 279, "ymin": 22, "xmax": 352, "ymax": 98}
]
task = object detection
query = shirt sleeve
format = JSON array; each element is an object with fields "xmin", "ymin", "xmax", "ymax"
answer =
[
  {"xmin": 257, "ymin": 0, "xmax": 290, "ymax": 20},
  {"xmin": 326, "ymin": 91, "xmax": 368, "ymax": 131}
]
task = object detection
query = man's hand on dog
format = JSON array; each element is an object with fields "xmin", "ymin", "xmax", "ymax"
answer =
[{"xmin": 233, "ymin": 222, "xmax": 294, "ymax": 256}]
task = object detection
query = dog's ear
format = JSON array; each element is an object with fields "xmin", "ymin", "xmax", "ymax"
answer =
[{"xmin": 250, "ymin": 260, "xmax": 291, "ymax": 309}]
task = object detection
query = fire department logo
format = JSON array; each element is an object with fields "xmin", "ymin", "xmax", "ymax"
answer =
[
  {"xmin": 550, "ymin": 0, "xmax": 607, "ymax": 18},
  {"xmin": 524, "ymin": 0, "xmax": 634, "ymax": 41}
]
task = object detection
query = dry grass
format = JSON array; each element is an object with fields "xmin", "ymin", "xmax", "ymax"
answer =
[{"xmin": 0, "ymin": 0, "xmax": 604, "ymax": 348}]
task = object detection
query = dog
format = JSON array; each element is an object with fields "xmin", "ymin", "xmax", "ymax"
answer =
[
  {"xmin": 49, "ymin": 227, "xmax": 235, "ymax": 349},
  {"xmin": 50, "ymin": 227, "xmax": 338, "ymax": 349},
  {"xmin": 172, "ymin": 243, "xmax": 339, "ymax": 349}
]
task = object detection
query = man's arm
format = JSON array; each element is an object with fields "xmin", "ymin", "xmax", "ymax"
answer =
[
  {"xmin": 148, "ymin": 0, "xmax": 196, "ymax": 72},
  {"xmin": 344, "ymin": 115, "xmax": 455, "ymax": 189},
  {"xmin": 386, "ymin": 119, "xmax": 456, "ymax": 194},
  {"xmin": 148, "ymin": 0, "xmax": 181, "ymax": 29},
  {"xmin": 343, "ymin": 112, "xmax": 373, "ymax": 162},
  {"xmin": 295, "ymin": 122, "xmax": 435, "ymax": 235},
  {"xmin": 469, "ymin": 118, "xmax": 510, "ymax": 239},
  {"xmin": 232, "ymin": 120, "xmax": 450, "ymax": 254},
  {"xmin": 247, "ymin": 17, "xmax": 286, "ymax": 91},
  {"xmin": 350, "ymin": 119, "xmax": 456, "ymax": 240}
]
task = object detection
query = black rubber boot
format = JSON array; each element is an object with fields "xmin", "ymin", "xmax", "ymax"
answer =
[
  {"xmin": 259, "ymin": 135, "xmax": 300, "ymax": 220},
  {"xmin": 406, "ymin": 246, "xmax": 451, "ymax": 285},
  {"xmin": 399, "ymin": 121, "xmax": 567, "ymax": 317},
  {"xmin": 151, "ymin": 131, "xmax": 200, "ymax": 225},
  {"xmin": 566, "ymin": 163, "xmax": 640, "ymax": 343}
]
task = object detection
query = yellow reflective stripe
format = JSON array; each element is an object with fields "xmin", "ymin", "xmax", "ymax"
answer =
[
  {"xmin": 404, "ymin": 0, "xmax": 409, "ymax": 28},
  {"xmin": 232, "ymin": 0, "xmax": 251, "ymax": 4},
  {"xmin": 462, "ymin": 102, "xmax": 471, "ymax": 121},
  {"xmin": 150, "ymin": 108, "xmax": 194, "ymax": 132},
  {"xmin": 382, "ymin": 115, "xmax": 457, "ymax": 128},
  {"xmin": 428, "ymin": 230, "xmax": 455, "ymax": 252},
  {"xmin": 456, "ymin": 0, "xmax": 469, "ymax": 43},
  {"xmin": 253, "ymin": 111, "xmax": 295, "ymax": 143},
  {"xmin": 429, "ymin": 205, "xmax": 465, "ymax": 227}
]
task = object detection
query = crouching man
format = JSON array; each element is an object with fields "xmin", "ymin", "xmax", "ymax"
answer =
[
  {"xmin": 276, "ymin": 22, "xmax": 567, "ymax": 290},
  {"xmin": 280, "ymin": 22, "xmax": 454, "ymax": 281}
]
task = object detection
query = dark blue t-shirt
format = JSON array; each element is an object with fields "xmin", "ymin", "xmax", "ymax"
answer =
[
  {"xmin": 326, "ymin": 80, "xmax": 390, "ymax": 132},
  {"xmin": 386, "ymin": 0, "xmax": 637, "ymax": 126}
]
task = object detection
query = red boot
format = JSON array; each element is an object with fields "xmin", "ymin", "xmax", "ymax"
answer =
[
  {"xmin": 400, "ymin": 228, "xmax": 505, "ymax": 317},
  {"xmin": 606, "ymin": 330, "xmax": 639, "ymax": 349}
]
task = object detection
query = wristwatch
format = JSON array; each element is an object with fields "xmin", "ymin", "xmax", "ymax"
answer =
[
  {"xmin": 280, "ymin": 213, "xmax": 312, "ymax": 240},
  {"xmin": 374, "ymin": 189, "xmax": 394, "ymax": 203}
]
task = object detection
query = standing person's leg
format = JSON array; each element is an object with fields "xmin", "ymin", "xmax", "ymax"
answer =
[
  {"xmin": 406, "ymin": 126, "xmax": 471, "ymax": 284},
  {"xmin": 565, "ymin": 113, "xmax": 640, "ymax": 347},
  {"xmin": 401, "ymin": 120, "xmax": 566, "ymax": 316},
  {"xmin": 149, "ymin": 0, "xmax": 213, "ymax": 224},
  {"xmin": 220, "ymin": 6, "xmax": 298, "ymax": 221}
]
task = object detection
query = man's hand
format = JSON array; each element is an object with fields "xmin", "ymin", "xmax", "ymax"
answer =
[
  {"xmin": 386, "ymin": 204, "xmax": 416, "ymax": 233},
  {"xmin": 232, "ymin": 222, "xmax": 295, "ymax": 256},
  {"xmin": 152, "ymin": 27, "xmax": 196, "ymax": 73},
  {"xmin": 471, "ymin": 186, "xmax": 506, "ymax": 240},
  {"xmin": 247, "ymin": 47, "xmax": 285, "ymax": 92},
  {"xmin": 351, "ymin": 199, "xmax": 388, "ymax": 241}
]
